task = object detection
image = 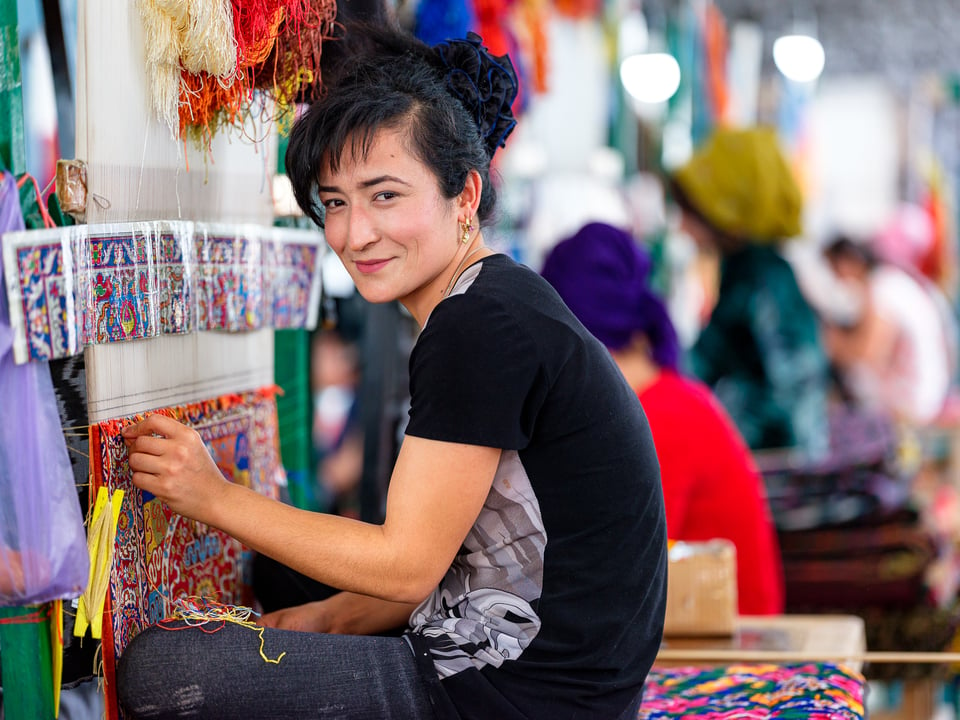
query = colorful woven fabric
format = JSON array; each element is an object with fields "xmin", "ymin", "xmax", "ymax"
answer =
[
  {"xmin": 2, "ymin": 221, "xmax": 323, "ymax": 363},
  {"xmin": 639, "ymin": 663, "xmax": 865, "ymax": 719},
  {"xmin": 90, "ymin": 388, "xmax": 285, "ymax": 719}
]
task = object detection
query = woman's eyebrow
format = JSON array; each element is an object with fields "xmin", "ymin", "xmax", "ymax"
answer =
[
  {"xmin": 317, "ymin": 175, "xmax": 412, "ymax": 195},
  {"xmin": 359, "ymin": 175, "xmax": 411, "ymax": 188}
]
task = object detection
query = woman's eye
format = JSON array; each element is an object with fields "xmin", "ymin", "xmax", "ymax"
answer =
[
  {"xmin": 322, "ymin": 198, "xmax": 344, "ymax": 209},
  {"xmin": 375, "ymin": 191, "xmax": 398, "ymax": 201}
]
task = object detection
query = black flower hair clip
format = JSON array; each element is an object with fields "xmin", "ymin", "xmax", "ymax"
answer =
[{"xmin": 434, "ymin": 32, "xmax": 519, "ymax": 158}]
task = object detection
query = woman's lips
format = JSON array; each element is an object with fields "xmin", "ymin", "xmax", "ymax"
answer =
[{"xmin": 355, "ymin": 259, "xmax": 391, "ymax": 274}]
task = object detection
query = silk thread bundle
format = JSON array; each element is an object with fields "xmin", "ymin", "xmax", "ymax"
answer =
[
  {"xmin": 138, "ymin": 0, "xmax": 190, "ymax": 138},
  {"xmin": 181, "ymin": 0, "xmax": 238, "ymax": 78},
  {"xmin": 702, "ymin": 3, "xmax": 729, "ymax": 127},
  {"xmin": 234, "ymin": 0, "xmax": 287, "ymax": 68},
  {"xmin": 159, "ymin": 596, "xmax": 286, "ymax": 664},
  {"xmin": 552, "ymin": 0, "xmax": 600, "ymax": 19},
  {"xmin": 515, "ymin": 0, "xmax": 549, "ymax": 94},
  {"xmin": 177, "ymin": 0, "xmax": 321, "ymax": 150},
  {"xmin": 469, "ymin": 0, "xmax": 527, "ymax": 111},
  {"xmin": 141, "ymin": 0, "xmax": 331, "ymax": 146},
  {"xmin": 252, "ymin": 0, "xmax": 337, "ymax": 117},
  {"xmin": 179, "ymin": 70, "xmax": 248, "ymax": 149},
  {"xmin": 139, "ymin": 0, "xmax": 238, "ymax": 139}
]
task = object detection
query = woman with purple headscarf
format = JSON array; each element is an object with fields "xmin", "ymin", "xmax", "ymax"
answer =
[{"xmin": 542, "ymin": 222, "xmax": 784, "ymax": 615}]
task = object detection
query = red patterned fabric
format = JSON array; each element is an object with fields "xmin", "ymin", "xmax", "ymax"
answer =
[{"xmin": 90, "ymin": 388, "xmax": 285, "ymax": 719}]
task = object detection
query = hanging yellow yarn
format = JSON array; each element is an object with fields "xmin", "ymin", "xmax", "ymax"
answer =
[
  {"xmin": 149, "ymin": 64, "xmax": 184, "ymax": 139},
  {"xmin": 138, "ymin": 0, "xmax": 187, "ymax": 138},
  {"xmin": 181, "ymin": 0, "xmax": 238, "ymax": 78},
  {"xmin": 74, "ymin": 487, "xmax": 125, "ymax": 640}
]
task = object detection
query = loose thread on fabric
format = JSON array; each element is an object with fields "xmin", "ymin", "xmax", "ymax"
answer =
[
  {"xmin": 0, "ymin": 606, "xmax": 52, "ymax": 624},
  {"xmin": 40, "ymin": 174, "xmax": 56, "ymax": 201},
  {"xmin": 93, "ymin": 642, "xmax": 105, "ymax": 688},
  {"xmin": 158, "ymin": 596, "xmax": 286, "ymax": 664},
  {"xmin": 66, "ymin": 445, "xmax": 91, "ymax": 460},
  {"xmin": 15, "ymin": 172, "xmax": 57, "ymax": 228}
]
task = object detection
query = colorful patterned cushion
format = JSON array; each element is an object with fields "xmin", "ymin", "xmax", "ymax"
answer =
[{"xmin": 639, "ymin": 662, "xmax": 865, "ymax": 719}]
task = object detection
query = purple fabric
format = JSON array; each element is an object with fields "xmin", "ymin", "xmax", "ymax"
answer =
[
  {"xmin": 0, "ymin": 170, "xmax": 89, "ymax": 604},
  {"xmin": 540, "ymin": 222, "xmax": 679, "ymax": 369}
]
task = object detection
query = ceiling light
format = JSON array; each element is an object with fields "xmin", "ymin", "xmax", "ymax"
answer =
[
  {"xmin": 620, "ymin": 53, "xmax": 681, "ymax": 105},
  {"xmin": 772, "ymin": 34, "xmax": 825, "ymax": 83}
]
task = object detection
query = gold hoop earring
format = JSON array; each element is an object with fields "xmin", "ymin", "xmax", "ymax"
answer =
[{"xmin": 460, "ymin": 218, "xmax": 473, "ymax": 244}]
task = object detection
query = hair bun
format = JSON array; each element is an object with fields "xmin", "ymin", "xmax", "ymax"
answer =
[{"xmin": 434, "ymin": 32, "xmax": 519, "ymax": 158}]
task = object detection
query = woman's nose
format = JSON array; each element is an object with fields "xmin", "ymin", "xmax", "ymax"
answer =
[{"xmin": 345, "ymin": 206, "xmax": 378, "ymax": 251}]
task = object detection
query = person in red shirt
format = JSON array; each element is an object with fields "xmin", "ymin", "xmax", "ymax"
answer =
[{"xmin": 541, "ymin": 221, "xmax": 784, "ymax": 614}]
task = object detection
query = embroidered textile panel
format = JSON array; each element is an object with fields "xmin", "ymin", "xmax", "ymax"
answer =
[
  {"xmin": 2, "ymin": 221, "xmax": 323, "ymax": 364},
  {"xmin": 638, "ymin": 662, "xmax": 865, "ymax": 718},
  {"xmin": 90, "ymin": 388, "xmax": 285, "ymax": 719}
]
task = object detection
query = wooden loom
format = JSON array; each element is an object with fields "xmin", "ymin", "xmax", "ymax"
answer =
[
  {"xmin": 67, "ymin": 0, "xmax": 321, "ymax": 715},
  {"xmin": 76, "ymin": 0, "xmax": 278, "ymax": 420}
]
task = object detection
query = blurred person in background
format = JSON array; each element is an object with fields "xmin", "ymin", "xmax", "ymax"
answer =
[
  {"xmin": 668, "ymin": 126, "xmax": 829, "ymax": 461},
  {"xmin": 542, "ymin": 221, "xmax": 784, "ymax": 615},
  {"xmin": 311, "ymin": 328, "xmax": 364, "ymax": 518},
  {"xmin": 822, "ymin": 233, "xmax": 955, "ymax": 426}
]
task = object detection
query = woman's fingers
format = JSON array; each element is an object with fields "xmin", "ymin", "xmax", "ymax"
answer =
[
  {"xmin": 259, "ymin": 602, "xmax": 330, "ymax": 632},
  {"xmin": 121, "ymin": 413, "xmax": 187, "ymax": 440},
  {"xmin": 124, "ymin": 433, "xmax": 167, "ymax": 458}
]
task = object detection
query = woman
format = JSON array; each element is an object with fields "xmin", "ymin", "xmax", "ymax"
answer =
[
  {"xmin": 542, "ymin": 221, "xmax": 784, "ymax": 615},
  {"xmin": 822, "ymin": 234, "xmax": 953, "ymax": 426},
  {"xmin": 116, "ymin": 23, "xmax": 667, "ymax": 720},
  {"xmin": 669, "ymin": 127, "xmax": 829, "ymax": 460}
]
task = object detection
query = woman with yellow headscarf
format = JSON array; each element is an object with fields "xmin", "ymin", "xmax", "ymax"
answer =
[{"xmin": 669, "ymin": 126, "xmax": 828, "ymax": 460}]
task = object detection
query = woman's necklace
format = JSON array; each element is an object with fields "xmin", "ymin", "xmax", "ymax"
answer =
[{"xmin": 441, "ymin": 244, "xmax": 489, "ymax": 298}]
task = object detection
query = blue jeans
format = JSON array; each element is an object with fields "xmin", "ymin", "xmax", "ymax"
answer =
[{"xmin": 116, "ymin": 622, "xmax": 437, "ymax": 719}]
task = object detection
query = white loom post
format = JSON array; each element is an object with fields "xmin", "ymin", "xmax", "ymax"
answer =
[{"xmin": 76, "ymin": 0, "xmax": 278, "ymax": 421}]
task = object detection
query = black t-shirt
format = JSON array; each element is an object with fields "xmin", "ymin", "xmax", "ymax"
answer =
[{"xmin": 404, "ymin": 254, "xmax": 667, "ymax": 720}]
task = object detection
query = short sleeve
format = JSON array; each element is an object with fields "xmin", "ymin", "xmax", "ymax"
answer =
[{"xmin": 406, "ymin": 293, "xmax": 546, "ymax": 449}]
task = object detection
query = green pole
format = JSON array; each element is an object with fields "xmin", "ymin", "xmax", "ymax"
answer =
[
  {"xmin": 0, "ymin": 0, "xmax": 24, "ymax": 175},
  {"xmin": 274, "ymin": 328, "xmax": 315, "ymax": 510},
  {"xmin": 0, "ymin": 605, "xmax": 55, "ymax": 720}
]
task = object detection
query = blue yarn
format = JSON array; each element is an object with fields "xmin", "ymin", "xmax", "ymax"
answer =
[{"xmin": 414, "ymin": 0, "xmax": 475, "ymax": 47}]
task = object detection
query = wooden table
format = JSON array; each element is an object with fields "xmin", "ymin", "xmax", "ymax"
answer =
[{"xmin": 656, "ymin": 613, "xmax": 868, "ymax": 672}]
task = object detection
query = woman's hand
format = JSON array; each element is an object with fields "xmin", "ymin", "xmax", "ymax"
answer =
[
  {"xmin": 259, "ymin": 592, "xmax": 418, "ymax": 635},
  {"xmin": 259, "ymin": 601, "xmax": 333, "ymax": 633},
  {"xmin": 122, "ymin": 414, "xmax": 231, "ymax": 525}
]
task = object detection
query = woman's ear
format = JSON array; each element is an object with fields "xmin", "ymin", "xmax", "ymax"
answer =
[{"xmin": 458, "ymin": 169, "xmax": 482, "ymax": 218}]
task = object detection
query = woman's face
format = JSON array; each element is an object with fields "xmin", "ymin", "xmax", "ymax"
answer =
[
  {"xmin": 317, "ymin": 127, "xmax": 471, "ymax": 324},
  {"xmin": 679, "ymin": 209, "xmax": 716, "ymax": 252}
]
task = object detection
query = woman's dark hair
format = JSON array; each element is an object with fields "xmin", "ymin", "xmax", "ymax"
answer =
[
  {"xmin": 823, "ymin": 234, "xmax": 877, "ymax": 269},
  {"xmin": 286, "ymin": 22, "xmax": 517, "ymax": 229},
  {"xmin": 666, "ymin": 174, "xmax": 739, "ymax": 250}
]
